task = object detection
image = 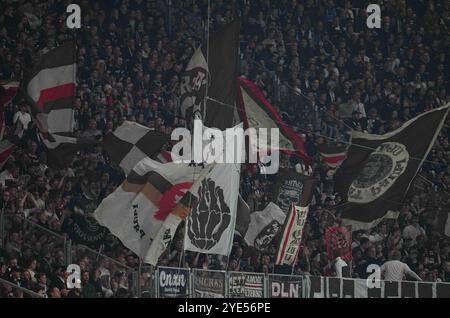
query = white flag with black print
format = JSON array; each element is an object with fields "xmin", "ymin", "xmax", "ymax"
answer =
[
  {"xmin": 335, "ymin": 104, "xmax": 450, "ymax": 230},
  {"xmin": 183, "ymin": 162, "xmax": 241, "ymax": 256},
  {"xmin": 94, "ymin": 157, "xmax": 211, "ymax": 259},
  {"xmin": 244, "ymin": 202, "xmax": 286, "ymax": 251}
]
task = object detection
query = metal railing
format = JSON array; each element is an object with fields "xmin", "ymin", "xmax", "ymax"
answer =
[
  {"xmin": 147, "ymin": 266, "xmax": 450, "ymax": 298},
  {"xmin": 0, "ymin": 278, "xmax": 44, "ymax": 298},
  {"xmin": 71, "ymin": 244, "xmax": 139, "ymax": 297},
  {"xmin": 1, "ymin": 212, "xmax": 71, "ymax": 266},
  {"xmin": 0, "ymin": 211, "xmax": 140, "ymax": 297}
]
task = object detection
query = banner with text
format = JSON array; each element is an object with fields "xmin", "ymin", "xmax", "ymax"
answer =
[
  {"xmin": 157, "ymin": 267, "xmax": 190, "ymax": 298},
  {"xmin": 268, "ymin": 274, "xmax": 303, "ymax": 298},
  {"xmin": 228, "ymin": 272, "xmax": 265, "ymax": 298},
  {"xmin": 192, "ymin": 269, "xmax": 226, "ymax": 298}
]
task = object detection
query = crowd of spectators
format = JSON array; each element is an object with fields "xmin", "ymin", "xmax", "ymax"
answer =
[{"xmin": 0, "ymin": 0, "xmax": 449, "ymax": 298}]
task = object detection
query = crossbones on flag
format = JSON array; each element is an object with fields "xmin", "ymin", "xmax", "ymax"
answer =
[{"xmin": 335, "ymin": 104, "xmax": 450, "ymax": 230}]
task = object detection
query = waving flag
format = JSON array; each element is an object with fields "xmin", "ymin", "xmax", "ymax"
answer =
[
  {"xmin": 335, "ymin": 104, "xmax": 450, "ymax": 230},
  {"xmin": 23, "ymin": 42, "xmax": 87, "ymax": 168},
  {"xmin": 95, "ymin": 157, "xmax": 211, "ymax": 258},
  {"xmin": 275, "ymin": 175, "xmax": 316, "ymax": 266},
  {"xmin": 103, "ymin": 121, "xmax": 169, "ymax": 174},
  {"xmin": 317, "ymin": 144, "xmax": 347, "ymax": 169},
  {"xmin": 272, "ymin": 169, "xmax": 316, "ymax": 214},
  {"xmin": 180, "ymin": 20, "xmax": 239, "ymax": 130},
  {"xmin": 237, "ymin": 77, "xmax": 310, "ymax": 164},
  {"xmin": 325, "ymin": 226, "xmax": 352, "ymax": 262},
  {"xmin": 244, "ymin": 202, "xmax": 286, "ymax": 251}
]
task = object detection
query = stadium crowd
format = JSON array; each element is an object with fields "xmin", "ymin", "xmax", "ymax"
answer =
[{"xmin": 0, "ymin": 0, "xmax": 449, "ymax": 298}]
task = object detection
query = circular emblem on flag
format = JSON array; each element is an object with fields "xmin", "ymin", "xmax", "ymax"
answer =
[
  {"xmin": 348, "ymin": 142, "xmax": 409, "ymax": 203},
  {"xmin": 187, "ymin": 178, "xmax": 231, "ymax": 250}
]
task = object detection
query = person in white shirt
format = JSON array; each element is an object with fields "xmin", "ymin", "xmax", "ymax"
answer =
[
  {"xmin": 350, "ymin": 92, "xmax": 366, "ymax": 118},
  {"xmin": 381, "ymin": 250, "xmax": 422, "ymax": 281},
  {"xmin": 13, "ymin": 102, "xmax": 32, "ymax": 139},
  {"xmin": 333, "ymin": 250, "xmax": 349, "ymax": 278},
  {"xmin": 402, "ymin": 217, "xmax": 426, "ymax": 245}
]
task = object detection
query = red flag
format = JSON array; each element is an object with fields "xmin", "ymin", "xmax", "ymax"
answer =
[
  {"xmin": 325, "ymin": 225, "xmax": 352, "ymax": 262},
  {"xmin": 317, "ymin": 144, "xmax": 347, "ymax": 169},
  {"xmin": 237, "ymin": 76, "xmax": 311, "ymax": 165}
]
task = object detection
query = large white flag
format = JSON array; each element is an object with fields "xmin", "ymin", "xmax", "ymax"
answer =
[
  {"xmin": 94, "ymin": 157, "xmax": 210, "ymax": 258},
  {"xmin": 244, "ymin": 202, "xmax": 286, "ymax": 251},
  {"xmin": 183, "ymin": 162, "xmax": 241, "ymax": 256}
]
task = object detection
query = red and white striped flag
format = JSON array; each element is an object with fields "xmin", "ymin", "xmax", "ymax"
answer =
[
  {"xmin": 317, "ymin": 144, "xmax": 347, "ymax": 169},
  {"xmin": 24, "ymin": 42, "xmax": 90, "ymax": 168},
  {"xmin": 25, "ymin": 42, "xmax": 76, "ymax": 135},
  {"xmin": 275, "ymin": 175, "xmax": 316, "ymax": 266}
]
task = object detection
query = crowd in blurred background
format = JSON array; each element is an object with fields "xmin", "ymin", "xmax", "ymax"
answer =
[{"xmin": 0, "ymin": 0, "xmax": 449, "ymax": 298}]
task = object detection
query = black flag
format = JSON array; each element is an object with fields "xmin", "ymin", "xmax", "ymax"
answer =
[
  {"xmin": 180, "ymin": 20, "xmax": 239, "ymax": 130},
  {"xmin": 272, "ymin": 169, "xmax": 316, "ymax": 214},
  {"xmin": 335, "ymin": 104, "xmax": 450, "ymax": 230}
]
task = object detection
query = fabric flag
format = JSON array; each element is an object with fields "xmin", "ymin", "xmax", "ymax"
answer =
[
  {"xmin": 317, "ymin": 144, "xmax": 347, "ymax": 169},
  {"xmin": 0, "ymin": 81, "xmax": 19, "ymax": 140},
  {"xmin": 68, "ymin": 213, "xmax": 108, "ymax": 249},
  {"xmin": 235, "ymin": 195, "xmax": 251, "ymax": 237},
  {"xmin": 244, "ymin": 202, "xmax": 286, "ymax": 251},
  {"xmin": 25, "ymin": 42, "xmax": 76, "ymax": 134},
  {"xmin": 275, "ymin": 175, "xmax": 316, "ymax": 266},
  {"xmin": 23, "ymin": 42, "xmax": 87, "ymax": 168},
  {"xmin": 103, "ymin": 121, "xmax": 169, "ymax": 174},
  {"xmin": 180, "ymin": 20, "xmax": 239, "ymax": 130},
  {"xmin": 146, "ymin": 123, "xmax": 242, "ymax": 264},
  {"xmin": 335, "ymin": 104, "xmax": 450, "ymax": 230},
  {"xmin": 0, "ymin": 140, "xmax": 16, "ymax": 169},
  {"xmin": 144, "ymin": 164, "xmax": 215, "ymax": 265},
  {"xmin": 237, "ymin": 77, "xmax": 310, "ymax": 164},
  {"xmin": 275, "ymin": 204, "xmax": 309, "ymax": 266},
  {"xmin": 94, "ymin": 157, "xmax": 211, "ymax": 258},
  {"xmin": 0, "ymin": 81, "xmax": 19, "ymax": 105},
  {"xmin": 156, "ymin": 150, "xmax": 173, "ymax": 164},
  {"xmin": 272, "ymin": 168, "xmax": 316, "ymax": 214},
  {"xmin": 183, "ymin": 162, "xmax": 241, "ymax": 256},
  {"xmin": 325, "ymin": 226, "xmax": 352, "ymax": 262}
]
